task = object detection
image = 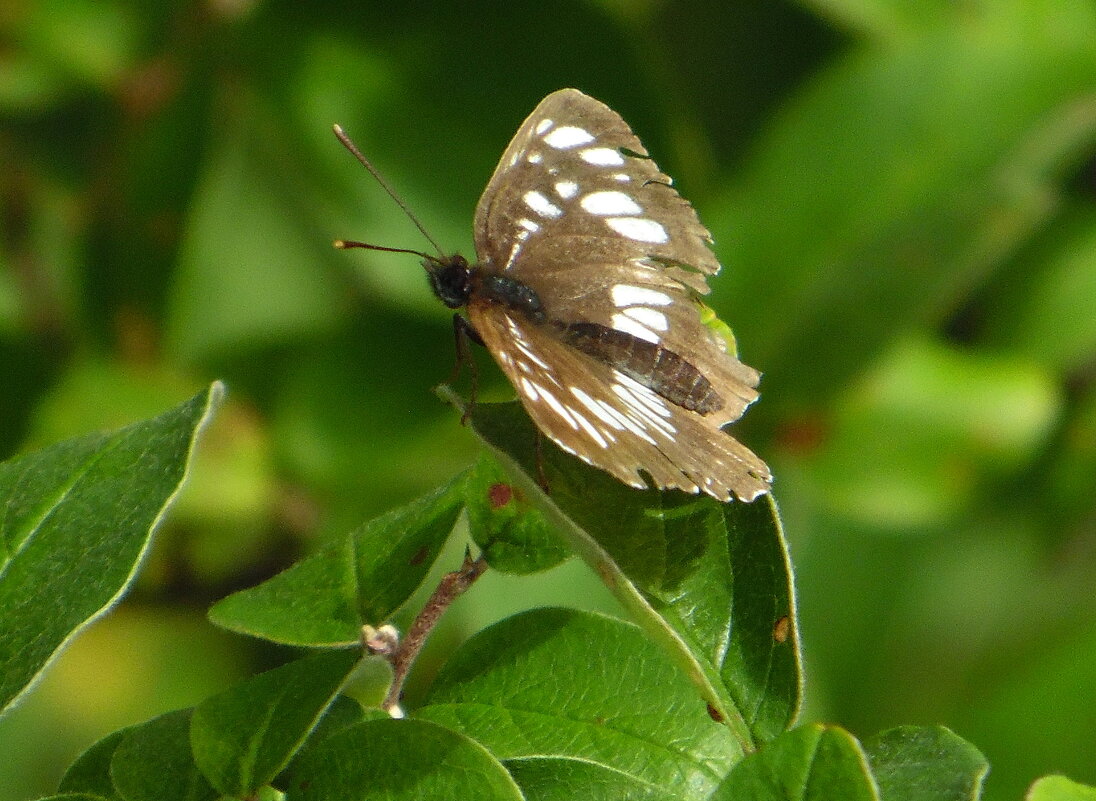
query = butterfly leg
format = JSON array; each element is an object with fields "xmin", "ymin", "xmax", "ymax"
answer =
[
  {"xmin": 533, "ymin": 429, "xmax": 551, "ymax": 494},
  {"xmin": 449, "ymin": 314, "xmax": 483, "ymax": 424}
]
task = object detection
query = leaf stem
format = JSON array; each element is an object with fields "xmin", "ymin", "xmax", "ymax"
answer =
[{"xmin": 375, "ymin": 550, "xmax": 488, "ymax": 716}]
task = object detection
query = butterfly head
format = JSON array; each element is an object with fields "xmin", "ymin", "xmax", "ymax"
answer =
[{"xmin": 425, "ymin": 254, "xmax": 473, "ymax": 309}]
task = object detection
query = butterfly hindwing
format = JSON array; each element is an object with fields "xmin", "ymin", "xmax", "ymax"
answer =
[{"xmin": 467, "ymin": 304, "xmax": 771, "ymax": 501}]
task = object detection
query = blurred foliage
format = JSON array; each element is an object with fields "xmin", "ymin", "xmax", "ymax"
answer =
[{"xmin": 1, "ymin": 0, "xmax": 1094, "ymax": 799}]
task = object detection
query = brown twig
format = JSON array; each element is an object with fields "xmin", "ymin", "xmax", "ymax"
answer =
[{"xmin": 372, "ymin": 550, "xmax": 488, "ymax": 715}]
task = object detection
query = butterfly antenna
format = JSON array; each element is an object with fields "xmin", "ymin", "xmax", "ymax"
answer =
[{"xmin": 333, "ymin": 124, "xmax": 445, "ymax": 258}]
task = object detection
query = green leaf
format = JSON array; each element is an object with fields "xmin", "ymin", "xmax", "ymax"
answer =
[
  {"xmin": 506, "ymin": 757, "xmax": 680, "ymax": 801},
  {"xmin": 190, "ymin": 649, "xmax": 361, "ymax": 797},
  {"xmin": 714, "ymin": 723, "xmax": 876, "ymax": 800},
  {"xmin": 274, "ymin": 696, "xmax": 383, "ymax": 791},
  {"xmin": 464, "ymin": 454, "xmax": 568, "ymax": 574},
  {"xmin": 31, "ymin": 795, "xmax": 112, "ymax": 801},
  {"xmin": 208, "ymin": 470, "xmax": 467, "ymax": 645},
  {"xmin": 864, "ymin": 725, "xmax": 988, "ymax": 801},
  {"xmin": 282, "ymin": 717, "xmax": 523, "ymax": 800},
  {"xmin": 110, "ymin": 709, "xmax": 218, "ymax": 801},
  {"xmin": 58, "ymin": 728, "xmax": 130, "ymax": 799},
  {"xmin": 1028, "ymin": 775, "xmax": 1096, "ymax": 801},
  {"xmin": 418, "ymin": 607, "xmax": 739, "ymax": 800},
  {"xmin": 467, "ymin": 399, "xmax": 800, "ymax": 749},
  {"xmin": 0, "ymin": 383, "xmax": 222, "ymax": 713}
]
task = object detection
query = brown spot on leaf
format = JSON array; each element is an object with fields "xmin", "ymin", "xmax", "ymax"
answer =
[
  {"xmin": 707, "ymin": 702, "xmax": 723, "ymax": 722},
  {"xmin": 488, "ymin": 482, "xmax": 513, "ymax": 508},
  {"xmin": 773, "ymin": 615, "xmax": 791, "ymax": 644}
]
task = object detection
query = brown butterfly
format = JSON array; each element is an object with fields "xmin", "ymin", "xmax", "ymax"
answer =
[{"xmin": 338, "ymin": 89, "xmax": 771, "ymax": 502}]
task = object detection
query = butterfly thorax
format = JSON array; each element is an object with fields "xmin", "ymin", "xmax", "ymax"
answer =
[{"xmin": 427, "ymin": 255, "xmax": 546, "ymax": 324}]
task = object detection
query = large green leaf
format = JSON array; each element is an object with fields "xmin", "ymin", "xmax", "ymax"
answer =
[
  {"xmin": 208, "ymin": 470, "xmax": 467, "ymax": 645},
  {"xmin": 713, "ymin": 723, "xmax": 877, "ymax": 800},
  {"xmin": 466, "ymin": 398, "xmax": 800, "ymax": 750},
  {"xmin": 110, "ymin": 709, "xmax": 218, "ymax": 801},
  {"xmin": 282, "ymin": 717, "xmax": 524, "ymax": 800},
  {"xmin": 190, "ymin": 649, "xmax": 361, "ymax": 797},
  {"xmin": 418, "ymin": 607, "xmax": 740, "ymax": 801},
  {"xmin": 1028, "ymin": 775, "xmax": 1096, "ymax": 801},
  {"xmin": 58, "ymin": 728, "xmax": 131, "ymax": 799},
  {"xmin": 864, "ymin": 726, "xmax": 987, "ymax": 801},
  {"xmin": 0, "ymin": 383, "xmax": 222, "ymax": 713},
  {"xmin": 506, "ymin": 757, "xmax": 679, "ymax": 801}
]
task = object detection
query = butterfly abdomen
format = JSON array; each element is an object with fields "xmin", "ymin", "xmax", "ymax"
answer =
[{"xmin": 560, "ymin": 322, "xmax": 724, "ymax": 415}]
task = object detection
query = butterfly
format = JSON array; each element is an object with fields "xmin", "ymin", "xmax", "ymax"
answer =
[{"xmin": 339, "ymin": 89, "xmax": 772, "ymax": 502}]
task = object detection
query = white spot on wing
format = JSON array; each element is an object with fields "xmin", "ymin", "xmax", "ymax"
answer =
[
  {"xmin": 615, "ymin": 374, "xmax": 673, "ymax": 419},
  {"xmin": 554, "ymin": 180, "xmax": 578, "ymax": 200},
  {"xmin": 515, "ymin": 341, "xmax": 550, "ymax": 370},
  {"xmin": 569, "ymin": 387, "xmax": 625, "ymax": 431},
  {"xmin": 611, "ymin": 285, "xmax": 673, "ymax": 307},
  {"xmin": 537, "ymin": 386, "xmax": 579, "ymax": 430},
  {"xmin": 535, "ymin": 119, "xmax": 553, "ymax": 135},
  {"xmin": 605, "ymin": 217, "xmax": 669, "ymax": 243},
  {"xmin": 611, "ymin": 312, "xmax": 660, "ymax": 343},
  {"xmin": 504, "ymin": 241, "xmax": 523, "ymax": 270},
  {"xmin": 570, "ymin": 408, "xmax": 610, "ymax": 447},
  {"xmin": 612, "ymin": 173, "xmax": 631, "ymax": 182},
  {"xmin": 543, "ymin": 125, "xmax": 594, "ymax": 149},
  {"xmin": 623, "ymin": 306, "xmax": 668, "ymax": 331},
  {"xmin": 612, "ymin": 374, "xmax": 676, "ymax": 437},
  {"xmin": 506, "ymin": 318, "xmax": 552, "ymax": 370},
  {"xmin": 527, "ymin": 151, "xmax": 543, "ymax": 164},
  {"xmin": 580, "ymin": 190, "xmax": 642, "ymax": 216},
  {"xmin": 523, "ymin": 190, "xmax": 562, "ymax": 219},
  {"xmin": 518, "ymin": 218, "xmax": 540, "ymax": 232},
  {"xmin": 604, "ymin": 390, "xmax": 659, "ymax": 443},
  {"xmin": 580, "ymin": 147, "xmax": 625, "ymax": 166},
  {"xmin": 519, "ymin": 377, "xmax": 539, "ymax": 401}
]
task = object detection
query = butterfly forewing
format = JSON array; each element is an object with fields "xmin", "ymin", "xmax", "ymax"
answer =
[
  {"xmin": 464, "ymin": 88, "xmax": 772, "ymax": 502},
  {"xmin": 474, "ymin": 89, "xmax": 719, "ymax": 295}
]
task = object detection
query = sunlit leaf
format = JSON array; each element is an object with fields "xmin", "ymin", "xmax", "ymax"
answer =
[
  {"xmin": 418, "ymin": 607, "xmax": 739, "ymax": 800},
  {"xmin": 0, "ymin": 384, "xmax": 222, "ymax": 713},
  {"xmin": 208, "ymin": 471, "xmax": 468, "ymax": 646},
  {"xmin": 467, "ymin": 399, "xmax": 800, "ymax": 748},
  {"xmin": 190, "ymin": 649, "xmax": 361, "ymax": 797}
]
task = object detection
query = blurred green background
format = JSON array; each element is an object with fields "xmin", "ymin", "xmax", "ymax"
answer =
[{"xmin": 2, "ymin": 0, "xmax": 1095, "ymax": 798}]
